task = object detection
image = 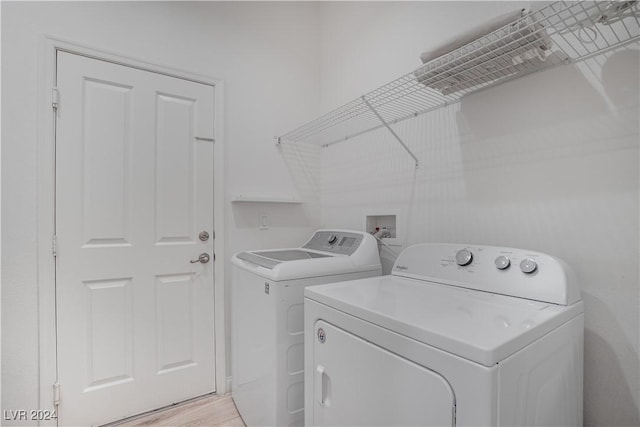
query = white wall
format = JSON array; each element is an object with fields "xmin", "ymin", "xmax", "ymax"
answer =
[
  {"xmin": 1, "ymin": 1, "xmax": 321, "ymax": 422},
  {"xmin": 318, "ymin": 2, "xmax": 639, "ymax": 427}
]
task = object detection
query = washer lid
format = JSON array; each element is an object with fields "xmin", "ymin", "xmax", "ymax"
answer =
[
  {"xmin": 237, "ymin": 249, "xmax": 332, "ymax": 269},
  {"xmin": 233, "ymin": 251, "xmax": 380, "ymax": 281},
  {"xmin": 305, "ymin": 275, "xmax": 583, "ymax": 367},
  {"xmin": 231, "ymin": 230, "xmax": 382, "ymax": 281}
]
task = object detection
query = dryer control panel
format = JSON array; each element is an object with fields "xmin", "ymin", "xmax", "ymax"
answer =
[
  {"xmin": 392, "ymin": 244, "xmax": 581, "ymax": 306},
  {"xmin": 303, "ymin": 230, "xmax": 365, "ymax": 255}
]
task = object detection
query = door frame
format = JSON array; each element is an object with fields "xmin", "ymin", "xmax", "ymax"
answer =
[{"xmin": 36, "ymin": 35, "xmax": 227, "ymax": 418}]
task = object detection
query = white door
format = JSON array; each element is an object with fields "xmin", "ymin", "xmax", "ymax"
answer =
[
  {"xmin": 55, "ymin": 51, "xmax": 216, "ymax": 426},
  {"xmin": 310, "ymin": 320, "xmax": 455, "ymax": 426}
]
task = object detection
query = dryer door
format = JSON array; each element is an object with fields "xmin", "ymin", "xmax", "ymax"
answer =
[{"xmin": 311, "ymin": 320, "xmax": 455, "ymax": 426}]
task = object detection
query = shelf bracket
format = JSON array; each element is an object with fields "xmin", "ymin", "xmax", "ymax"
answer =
[{"xmin": 361, "ymin": 96, "xmax": 418, "ymax": 167}]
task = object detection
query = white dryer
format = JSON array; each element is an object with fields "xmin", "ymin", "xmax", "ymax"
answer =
[
  {"xmin": 231, "ymin": 230, "xmax": 381, "ymax": 427},
  {"xmin": 304, "ymin": 243, "xmax": 584, "ymax": 426}
]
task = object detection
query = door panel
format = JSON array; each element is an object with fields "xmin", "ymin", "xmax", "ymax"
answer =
[
  {"xmin": 56, "ymin": 51, "xmax": 215, "ymax": 426},
  {"xmin": 82, "ymin": 79, "xmax": 133, "ymax": 246},
  {"xmin": 155, "ymin": 93, "xmax": 196, "ymax": 243},
  {"xmin": 156, "ymin": 273, "xmax": 196, "ymax": 373},
  {"xmin": 84, "ymin": 278, "xmax": 134, "ymax": 390}
]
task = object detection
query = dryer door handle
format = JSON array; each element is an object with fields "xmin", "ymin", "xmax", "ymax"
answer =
[{"xmin": 316, "ymin": 365, "xmax": 331, "ymax": 407}]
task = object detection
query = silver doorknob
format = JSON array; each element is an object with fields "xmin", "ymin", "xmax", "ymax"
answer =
[{"xmin": 190, "ymin": 253, "xmax": 211, "ymax": 264}]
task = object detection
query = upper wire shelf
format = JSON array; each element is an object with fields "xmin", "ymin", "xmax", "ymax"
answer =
[{"xmin": 278, "ymin": 1, "xmax": 640, "ymax": 158}]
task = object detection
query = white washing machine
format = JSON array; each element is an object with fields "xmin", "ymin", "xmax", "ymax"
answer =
[
  {"xmin": 305, "ymin": 243, "xmax": 584, "ymax": 427},
  {"xmin": 231, "ymin": 230, "xmax": 381, "ymax": 427}
]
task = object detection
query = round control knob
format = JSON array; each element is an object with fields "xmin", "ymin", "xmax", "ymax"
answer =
[
  {"xmin": 495, "ymin": 255, "xmax": 511, "ymax": 270},
  {"xmin": 327, "ymin": 234, "xmax": 338, "ymax": 245},
  {"xmin": 520, "ymin": 258, "xmax": 538, "ymax": 274},
  {"xmin": 455, "ymin": 249, "xmax": 473, "ymax": 266}
]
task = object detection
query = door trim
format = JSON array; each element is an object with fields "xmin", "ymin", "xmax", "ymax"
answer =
[{"xmin": 37, "ymin": 35, "xmax": 227, "ymax": 418}]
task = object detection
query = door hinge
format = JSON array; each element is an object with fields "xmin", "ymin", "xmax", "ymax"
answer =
[
  {"xmin": 452, "ymin": 404, "xmax": 456, "ymax": 426},
  {"xmin": 52, "ymin": 87, "xmax": 59, "ymax": 110},
  {"xmin": 52, "ymin": 235, "xmax": 57, "ymax": 258},
  {"xmin": 53, "ymin": 382, "xmax": 60, "ymax": 407},
  {"xmin": 212, "ymin": 229, "xmax": 215, "ymax": 240}
]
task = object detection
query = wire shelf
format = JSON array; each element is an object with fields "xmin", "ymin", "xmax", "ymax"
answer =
[{"xmin": 278, "ymin": 1, "xmax": 640, "ymax": 150}]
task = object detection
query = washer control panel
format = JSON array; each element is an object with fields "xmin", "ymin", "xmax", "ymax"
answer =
[
  {"xmin": 303, "ymin": 230, "xmax": 366, "ymax": 255},
  {"xmin": 392, "ymin": 243, "xmax": 580, "ymax": 305}
]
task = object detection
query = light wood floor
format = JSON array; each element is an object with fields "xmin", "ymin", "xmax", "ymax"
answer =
[{"xmin": 110, "ymin": 394, "xmax": 245, "ymax": 427}]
